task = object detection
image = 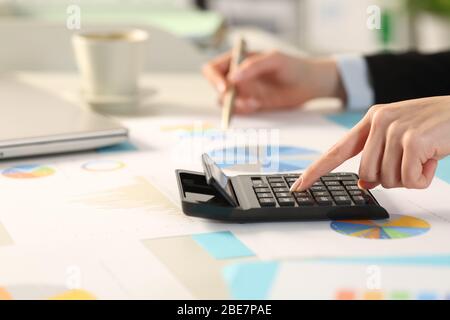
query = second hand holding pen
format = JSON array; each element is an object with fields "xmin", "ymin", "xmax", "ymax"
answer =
[{"xmin": 221, "ymin": 36, "xmax": 247, "ymax": 130}]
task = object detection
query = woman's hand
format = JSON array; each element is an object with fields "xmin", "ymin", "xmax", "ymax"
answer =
[
  {"xmin": 202, "ymin": 51, "xmax": 346, "ymax": 114},
  {"xmin": 291, "ymin": 96, "xmax": 450, "ymax": 191}
]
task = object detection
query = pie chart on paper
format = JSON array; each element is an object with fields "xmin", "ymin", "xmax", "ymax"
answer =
[
  {"xmin": 330, "ymin": 214, "xmax": 431, "ymax": 240},
  {"xmin": 208, "ymin": 145, "xmax": 320, "ymax": 174}
]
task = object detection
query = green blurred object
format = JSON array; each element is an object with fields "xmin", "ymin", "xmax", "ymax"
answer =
[
  {"xmin": 409, "ymin": 0, "xmax": 450, "ymax": 16},
  {"xmin": 380, "ymin": 9, "xmax": 393, "ymax": 49},
  {"xmin": 8, "ymin": 5, "xmax": 225, "ymax": 47}
]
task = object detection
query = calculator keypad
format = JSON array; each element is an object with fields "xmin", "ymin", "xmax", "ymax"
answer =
[{"xmin": 253, "ymin": 173, "xmax": 370, "ymax": 207}]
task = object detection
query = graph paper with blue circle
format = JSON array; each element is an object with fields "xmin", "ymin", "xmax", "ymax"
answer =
[{"xmin": 208, "ymin": 145, "xmax": 320, "ymax": 173}]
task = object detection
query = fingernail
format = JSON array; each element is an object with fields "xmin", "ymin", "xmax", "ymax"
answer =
[
  {"xmin": 290, "ymin": 177, "xmax": 303, "ymax": 192},
  {"xmin": 357, "ymin": 180, "xmax": 364, "ymax": 189}
]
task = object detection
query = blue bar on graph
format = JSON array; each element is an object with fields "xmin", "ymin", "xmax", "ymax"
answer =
[
  {"xmin": 97, "ymin": 141, "xmax": 138, "ymax": 153},
  {"xmin": 192, "ymin": 231, "xmax": 254, "ymax": 260},
  {"xmin": 223, "ymin": 261, "xmax": 279, "ymax": 300},
  {"xmin": 417, "ymin": 292, "xmax": 438, "ymax": 300}
]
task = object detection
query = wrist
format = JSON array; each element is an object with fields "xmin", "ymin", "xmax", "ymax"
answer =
[{"xmin": 311, "ymin": 59, "xmax": 347, "ymax": 102}]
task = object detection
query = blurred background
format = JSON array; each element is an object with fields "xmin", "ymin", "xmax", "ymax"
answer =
[{"xmin": 0, "ymin": 0, "xmax": 449, "ymax": 60}]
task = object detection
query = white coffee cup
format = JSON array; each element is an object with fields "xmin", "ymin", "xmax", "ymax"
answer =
[{"xmin": 72, "ymin": 29, "xmax": 148, "ymax": 112}]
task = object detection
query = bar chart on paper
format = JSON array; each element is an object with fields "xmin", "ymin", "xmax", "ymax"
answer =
[
  {"xmin": 0, "ymin": 285, "xmax": 95, "ymax": 300},
  {"xmin": 76, "ymin": 177, "xmax": 180, "ymax": 214},
  {"xmin": 142, "ymin": 231, "xmax": 255, "ymax": 299}
]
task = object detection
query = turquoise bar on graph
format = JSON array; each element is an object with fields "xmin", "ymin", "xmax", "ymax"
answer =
[
  {"xmin": 223, "ymin": 261, "xmax": 279, "ymax": 300},
  {"xmin": 97, "ymin": 141, "xmax": 138, "ymax": 153},
  {"xmin": 192, "ymin": 231, "xmax": 255, "ymax": 260},
  {"xmin": 317, "ymin": 254, "xmax": 450, "ymax": 267}
]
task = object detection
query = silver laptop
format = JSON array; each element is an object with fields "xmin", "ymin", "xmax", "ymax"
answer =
[{"xmin": 0, "ymin": 77, "xmax": 128, "ymax": 159}]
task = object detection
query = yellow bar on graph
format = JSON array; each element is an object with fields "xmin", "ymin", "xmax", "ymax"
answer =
[
  {"xmin": 49, "ymin": 289, "xmax": 96, "ymax": 300},
  {"xmin": 0, "ymin": 287, "xmax": 13, "ymax": 300}
]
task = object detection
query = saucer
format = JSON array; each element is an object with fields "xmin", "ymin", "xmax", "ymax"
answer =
[{"xmin": 80, "ymin": 89, "xmax": 156, "ymax": 115}]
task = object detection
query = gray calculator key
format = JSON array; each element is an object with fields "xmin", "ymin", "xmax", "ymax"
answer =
[
  {"xmin": 328, "ymin": 186, "xmax": 345, "ymax": 191},
  {"xmin": 346, "ymin": 185, "xmax": 362, "ymax": 191},
  {"xmin": 285, "ymin": 178, "xmax": 298, "ymax": 183},
  {"xmin": 253, "ymin": 181, "xmax": 268, "ymax": 187},
  {"xmin": 322, "ymin": 176, "xmax": 355, "ymax": 181},
  {"xmin": 352, "ymin": 196, "xmax": 367, "ymax": 205},
  {"xmin": 312, "ymin": 181, "xmax": 325, "ymax": 187},
  {"xmin": 331, "ymin": 191, "xmax": 347, "ymax": 196},
  {"xmin": 343, "ymin": 180, "xmax": 358, "ymax": 186},
  {"xmin": 334, "ymin": 196, "xmax": 352, "ymax": 205},
  {"xmin": 296, "ymin": 197, "xmax": 314, "ymax": 206},
  {"xmin": 349, "ymin": 190, "xmax": 363, "ymax": 196},
  {"xmin": 254, "ymin": 187, "xmax": 271, "ymax": 193},
  {"xmin": 310, "ymin": 186, "xmax": 327, "ymax": 192},
  {"xmin": 277, "ymin": 197, "xmax": 296, "ymax": 206},
  {"xmin": 313, "ymin": 191, "xmax": 330, "ymax": 197},
  {"xmin": 259, "ymin": 198, "xmax": 276, "ymax": 207},
  {"xmin": 273, "ymin": 187, "xmax": 289, "ymax": 193},
  {"xmin": 257, "ymin": 193, "xmax": 273, "ymax": 198},
  {"xmin": 316, "ymin": 196, "xmax": 333, "ymax": 205},
  {"xmin": 275, "ymin": 192, "xmax": 291, "ymax": 198},
  {"xmin": 293, "ymin": 191, "xmax": 309, "ymax": 198},
  {"xmin": 271, "ymin": 182, "xmax": 286, "ymax": 188},
  {"xmin": 325, "ymin": 181, "xmax": 340, "ymax": 186}
]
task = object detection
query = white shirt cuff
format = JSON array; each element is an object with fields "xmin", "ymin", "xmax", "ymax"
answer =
[{"xmin": 335, "ymin": 54, "xmax": 374, "ymax": 111}]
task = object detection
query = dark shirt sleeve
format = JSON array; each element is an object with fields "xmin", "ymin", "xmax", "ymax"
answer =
[{"xmin": 365, "ymin": 51, "xmax": 450, "ymax": 104}]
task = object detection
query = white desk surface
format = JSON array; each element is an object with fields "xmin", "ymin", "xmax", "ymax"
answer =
[{"xmin": 0, "ymin": 72, "xmax": 449, "ymax": 300}]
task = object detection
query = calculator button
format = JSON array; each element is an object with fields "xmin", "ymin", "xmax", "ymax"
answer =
[
  {"xmin": 324, "ymin": 181, "xmax": 340, "ymax": 186},
  {"xmin": 277, "ymin": 197, "xmax": 296, "ymax": 207},
  {"xmin": 316, "ymin": 196, "xmax": 333, "ymax": 206},
  {"xmin": 331, "ymin": 191, "xmax": 347, "ymax": 196},
  {"xmin": 257, "ymin": 193, "xmax": 273, "ymax": 198},
  {"xmin": 343, "ymin": 180, "xmax": 358, "ymax": 186},
  {"xmin": 292, "ymin": 191, "xmax": 309, "ymax": 198},
  {"xmin": 254, "ymin": 187, "xmax": 271, "ymax": 193},
  {"xmin": 272, "ymin": 187, "xmax": 289, "ymax": 193},
  {"xmin": 352, "ymin": 196, "xmax": 366, "ymax": 205},
  {"xmin": 285, "ymin": 178, "xmax": 298, "ymax": 183},
  {"xmin": 328, "ymin": 186, "xmax": 345, "ymax": 191},
  {"xmin": 313, "ymin": 191, "xmax": 330, "ymax": 197},
  {"xmin": 285, "ymin": 174, "xmax": 300, "ymax": 179},
  {"xmin": 334, "ymin": 196, "xmax": 352, "ymax": 205},
  {"xmin": 275, "ymin": 192, "xmax": 291, "ymax": 198},
  {"xmin": 349, "ymin": 190, "xmax": 363, "ymax": 196},
  {"xmin": 322, "ymin": 176, "xmax": 355, "ymax": 181},
  {"xmin": 310, "ymin": 186, "xmax": 327, "ymax": 192},
  {"xmin": 346, "ymin": 185, "xmax": 362, "ymax": 191},
  {"xmin": 270, "ymin": 182, "xmax": 286, "ymax": 188},
  {"xmin": 267, "ymin": 177, "xmax": 284, "ymax": 182},
  {"xmin": 253, "ymin": 181, "xmax": 268, "ymax": 187},
  {"xmin": 259, "ymin": 198, "xmax": 276, "ymax": 207},
  {"xmin": 312, "ymin": 181, "xmax": 325, "ymax": 187},
  {"xmin": 296, "ymin": 197, "xmax": 315, "ymax": 206}
]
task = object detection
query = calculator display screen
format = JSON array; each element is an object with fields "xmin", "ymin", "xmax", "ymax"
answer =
[{"xmin": 201, "ymin": 154, "xmax": 238, "ymax": 206}]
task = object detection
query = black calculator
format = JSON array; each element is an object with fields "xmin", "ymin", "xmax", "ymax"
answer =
[{"xmin": 175, "ymin": 154, "xmax": 389, "ymax": 222}]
